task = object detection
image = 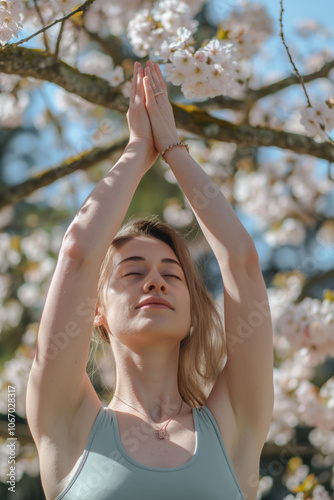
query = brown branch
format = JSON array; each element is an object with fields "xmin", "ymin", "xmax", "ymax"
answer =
[
  {"xmin": 192, "ymin": 59, "xmax": 334, "ymax": 112},
  {"xmin": 279, "ymin": 1, "xmax": 334, "ymax": 146},
  {"xmin": 0, "ymin": 0, "xmax": 97, "ymax": 52},
  {"xmin": 279, "ymin": 0, "xmax": 312, "ymax": 107},
  {"xmin": 0, "ymin": 47, "xmax": 333, "ymax": 168},
  {"xmin": 0, "ymin": 47, "xmax": 129, "ymax": 112},
  {"xmin": 33, "ymin": 0, "xmax": 50, "ymax": 52},
  {"xmin": 1, "ymin": 108, "xmax": 333, "ymax": 210},
  {"xmin": 294, "ymin": 268, "xmax": 334, "ymax": 303},
  {"xmin": 0, "ymin": 138, "xmax": 128, "ymax": 209},
  {"xmin": 172, "ymin": 104, "xmax": 334, "ymax": 163},
  {"xmin": 248, "ymin": 59, "xmax": 334, "ymax": 102},
  {"xmin": 54, "ymin": 20, "xmax": 66, "ymax": 60}
]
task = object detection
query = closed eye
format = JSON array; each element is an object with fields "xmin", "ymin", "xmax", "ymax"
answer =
[{"xmin": 123, "ymin": 273, "xmax": 181, "ymax": 280}]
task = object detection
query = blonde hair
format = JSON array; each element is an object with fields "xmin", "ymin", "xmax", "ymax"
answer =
[{"xmin": 93, "ymin": 215, "xmax": 226, "ymax": 408}]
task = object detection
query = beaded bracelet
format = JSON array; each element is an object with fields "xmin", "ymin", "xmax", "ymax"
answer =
[{"xmin": 160, "ymin": 141, "xmax": 189, "ymax": 161}]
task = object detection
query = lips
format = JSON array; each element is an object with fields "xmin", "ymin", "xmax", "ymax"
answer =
[{"xmin": 136, "ymin": 297, "xmax": 174, "ymax": 310}]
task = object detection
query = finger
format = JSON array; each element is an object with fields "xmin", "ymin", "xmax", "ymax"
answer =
[
  {"xmin": 135, "ymin": 65, "xmax": 142, "ymax": 102},
  {"xmin": 146, "ymin": 61, "xmax": 161, "ymax": 93},
  {"xmin": 130, "ymin": 62, "xmax": 139, "ymax": 104},
  {"xmin": 136, "ymin": 65, "xmax": 145, "ymax": 100},
  {"xmin": 143, "ymin": 73, "xmax": 156, "ymax": 106},
  {"xmin": 154, "ymin": 62, "xmax": 168, "ymax": 95},
  {"xmin": 144, "ymin": 65, "xmax": 158, "ymax": 94}
]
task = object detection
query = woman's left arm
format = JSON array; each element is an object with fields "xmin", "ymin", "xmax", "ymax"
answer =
[{"xmin": 144, "ymin": 61, "xmax": 274, "ymax": 454}]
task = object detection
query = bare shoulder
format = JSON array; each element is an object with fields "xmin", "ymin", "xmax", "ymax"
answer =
[
  {"xmin": 33, "ymin": 390, "xmax": 102, "ymax": 500},
  {"xmin": 206, "ymin": 389, "xmax": 264, "ymax": 500}
]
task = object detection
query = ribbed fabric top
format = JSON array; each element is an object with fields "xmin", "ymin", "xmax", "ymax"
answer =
[{"xmin": 55, "ymin": 405, "xmax": 245, "ymax": 500}]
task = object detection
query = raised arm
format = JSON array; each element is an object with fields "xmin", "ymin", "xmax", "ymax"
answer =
[
  {"xmin": 26, "ymin": 63, "xmax": 158, "ymax": 439},
  {"xmin": 143, "ymin": 61, "xmax": 274, "ymax": 463}
]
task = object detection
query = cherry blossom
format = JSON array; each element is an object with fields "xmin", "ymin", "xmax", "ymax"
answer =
[
  {"xmin": 300, "ymin": 103, "xmax": 334, "ymax": 140},
  {"xmin": 127, "ymin": 0, "xmax": 198, "ymax": 58},
  {"xmin": 223, "ymin": 1, "xmax": 274, "ymax": 58},
  {"xmin": 275, "ymin": 297, "xmax": 334, "ymax": 366},
  {"xmin": 0, "ymin": 0, "xmax": 23, "ymax": 44}
]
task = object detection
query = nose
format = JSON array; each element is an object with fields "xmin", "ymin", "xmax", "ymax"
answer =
[{"xmin": 143, "ymin": 271, "xmax": 167, "ymax": 293}]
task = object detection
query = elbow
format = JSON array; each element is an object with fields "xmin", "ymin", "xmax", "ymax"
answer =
[
  {"xmin": 59, "ymin": 226, "xmax": 92, "ymax": 266},
  {"xmin": 231, "ymin": 242, "xmax": 259, "ymax": 267},
  {"xmin": 242, "ymin": 240, "xmax": 259, "ymax": 261}
]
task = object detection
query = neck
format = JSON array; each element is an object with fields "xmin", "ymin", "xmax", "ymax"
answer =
[{"xmin": 109, "ymin": 339, "xmax": 184, "ymax": 422}]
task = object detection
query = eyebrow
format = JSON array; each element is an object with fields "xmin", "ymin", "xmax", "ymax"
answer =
[{"xmin": 116, "ymin": 256, "xmax": 182, "ymax": 269}]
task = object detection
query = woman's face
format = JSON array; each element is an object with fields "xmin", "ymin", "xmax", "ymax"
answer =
[{"xmin": 101, "ymin": 236, "xmax": 192, "ymax": 347}]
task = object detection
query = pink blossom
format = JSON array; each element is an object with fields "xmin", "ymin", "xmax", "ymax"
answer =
[{"xmin": 300, "ymin": 103, "xmax": 334, "ymax": 140}]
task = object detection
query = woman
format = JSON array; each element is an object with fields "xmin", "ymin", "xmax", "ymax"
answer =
[{"xmin": 26, "ymin": 61, "xmax": 274, "ymax": 500}]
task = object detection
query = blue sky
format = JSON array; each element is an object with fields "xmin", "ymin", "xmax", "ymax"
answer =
[{"xmin": 210, "ymin": 0, "xmax": 334, "ymax": 34}]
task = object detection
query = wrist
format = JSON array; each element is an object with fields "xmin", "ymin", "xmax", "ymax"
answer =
[
  {"xmin": 158, "ymin": 137, "xmax": 180, "ymax": 153},
  {"xmin": 123, "ymin": 140, "xmax": 158, "ymax": 170},
  {"xmin": 161, "ymin": 141, "xmax": 189, "ymax": 163},
  {"xmin": 125, "ymin": 140, "xmax": 152, "ymax": 156}
]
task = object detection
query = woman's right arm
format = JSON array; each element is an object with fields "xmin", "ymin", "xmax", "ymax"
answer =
[{"xmin": 26, "ymin": 63, "xmax": 157, "ymax": 437}]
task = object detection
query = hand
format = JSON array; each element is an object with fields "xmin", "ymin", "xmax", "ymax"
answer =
[
  {"xmin": 143, "ymin": 60, "xmax": 179, "ymax": 153},
  {"xmin": 126, "ymin": 62, "xmax": 159, "ymax": 168}
]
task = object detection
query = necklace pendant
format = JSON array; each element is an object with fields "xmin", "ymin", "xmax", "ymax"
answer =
[{"xmin": 156, "ymin": 429, "xmax": 166, "ymax": 440}]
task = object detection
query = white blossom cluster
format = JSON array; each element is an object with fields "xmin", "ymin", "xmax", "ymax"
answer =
[
  {"xmin": 0, "ymin": 0, "xmax": 23, "ymax": 44},
  {"xmin": 309, "ymin": 427, "xmax": 334, "ymax": 457},
  {"xmin": 127, "ymin": 0, "xmax": 273, "ymax": 99},
  {"xmin": 0, "ymin": 336, "xmax": 39, "ymax": 483},
  {"xmin": 0, "ymin": 91, "xmax": 30, "ymax": 128},
  {"xmin": 0, "ymin": 232, "xmax": 23, "ymax": 332},
  {"xmin": 283, "ymin": 468, "xmax": 331, "ymax": 500},
  {"xmin": 84, "ymin": 0, "xmax": 206, "ymax": 38},
  {"xmin": 164, "ymin": 41, "xmax": 243, "ymax": 99},
  {"xmin": 295, "ymin": 18, "xmax": 332, "ymax": 39},
  {"xmin": 127, "ymin": 0, "xmax": 198, "ymax": 59},
  {"xmin": 267, "ymin": 289, "xmax": 334, "ymax": 449},
  {"xmin": 78, "ymin": 49, "xmax": 124, "ymax": 87},
  {"xmin": 52, "ymin": 0, "xmax": 80, "ymax": 13},
  {"xmin": 268, "ymin": 355, "xmax": 315, "ymax": 446},
  {"xmin": 300, "ymin": 102, "xmax": 334, "ymax": 141},
  {"xmin": 222, "ymin": 1, "xmax": 274, "ymax": 59},
  {"xmin": 295, "ymin": 377, "xmax": 334, "ymax": 432},
  {"xmin": 275, "ymin": 297, "xmax": 334, "ymax": 366},
  {"xmin": 233, "ymin": 157, "xmax": 334, "ymax": 247},
  {"xmin": 0, "ymin": 226, "xmax": 62, "ymax": 336},
  {"xmin": 0, "ymin": 441, "xmax": 39, "ymax": 483},
  {"xmin": 284, "ymin": 487, "xmax": 331, "ymax": 500}
]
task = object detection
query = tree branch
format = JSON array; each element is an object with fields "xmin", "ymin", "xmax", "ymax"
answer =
[
  {"xmin": 294, "ymin": 268, "xmax": 334, "ymax": 303},
  {"xmin": 248, "ymin": 59, "xmax": 334, "ymax": 102},
  {"xmin": 0, "ymin": 0, "xmax": 97, "ymax": 52},
  {"xmin": 33, "ymin": 0, "xmax": 50, "ymax": 52},
  {"xmin": 0, "ymin": 138, "xmax": 128, "ymax": 209},
  {"xmin": 0, "ymin": 46, "xmax": 129, "ymax": 112},
  {"xmin": 0, "ymin": 47, "xmax": 333, "ymax": 165},
  {"xmin": 279, "ymin": 0, "xmax": 312, "ymax": 108},
  {"xmin": 54, "ymin": 20, "xmax": 66, "ymax": 60},
  {"xmin": 172, "ymin": 104, "xmax": 334, "ymax": 163},
  {"xmin": 195, "ymin": 59, "xmax": 334, "ymax": 112}
]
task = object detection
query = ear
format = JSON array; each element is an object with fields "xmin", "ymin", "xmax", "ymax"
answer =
[{"xmin": 93, "ymin": 305, "xmax": 106, "ymax": 327}]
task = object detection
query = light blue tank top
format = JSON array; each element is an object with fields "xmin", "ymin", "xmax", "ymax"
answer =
[{"xmin": 55, "ymin": 405, "xmax": 246, "ymax": 500}]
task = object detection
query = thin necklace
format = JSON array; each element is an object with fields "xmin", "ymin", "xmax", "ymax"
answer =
[{"xmin": 112, "ymin": 394, "xmax": 183, "ymax": 440}]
